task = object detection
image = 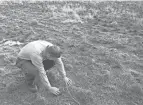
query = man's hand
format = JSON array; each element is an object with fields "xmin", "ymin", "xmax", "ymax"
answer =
[
  {"xmin": 64, "ymin": 77, "xmax": 72, "ymax": 86},
  {"xmin": 49, "ymin": 87, "xmax": 61, "ymax": 95}
]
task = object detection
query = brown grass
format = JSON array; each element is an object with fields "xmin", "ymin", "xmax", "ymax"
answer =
[{"xmin": 0, "ymin": 1, "xmax": 143, "ymax": 105}]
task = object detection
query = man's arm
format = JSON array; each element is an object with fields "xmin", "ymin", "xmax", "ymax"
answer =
[
  {"xmin": 30, "ymin": 53, "xmax": 52, "ymax": 89},
  {"xmin": 56, "ymin": 57, "xmax": 66, "ymax": 79},
  {"xmin": 56, "ymin": 57, "xmax": 73, "ymax": 86}
]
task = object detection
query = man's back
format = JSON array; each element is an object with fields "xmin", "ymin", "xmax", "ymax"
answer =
[{"xmin": 18, "ymin": 40, "xmax": 53, "ymax": 60}]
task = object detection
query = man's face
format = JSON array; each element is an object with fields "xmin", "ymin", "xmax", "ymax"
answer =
[{"xmin": 46, "ymin": 52, "xmax": 57, "ymax": 61}]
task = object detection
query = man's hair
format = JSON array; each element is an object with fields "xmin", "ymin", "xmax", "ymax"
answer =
[{"xmin": 47, "ymin": 45, "xmax": 62, "ymax": 58}]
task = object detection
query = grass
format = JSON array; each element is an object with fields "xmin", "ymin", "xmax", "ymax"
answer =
[{"xmin": 0, "ymin": 0, "xmax": 143, "ymax": 105}]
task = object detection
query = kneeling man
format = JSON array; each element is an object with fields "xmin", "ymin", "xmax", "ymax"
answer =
[{"xmin": 16, "ymin": 40, "xmax": 72, "ymax": 95}]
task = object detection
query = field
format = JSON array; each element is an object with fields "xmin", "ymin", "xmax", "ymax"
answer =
[{"xmin": 0, "ymin": 0, "xmax": 143, "ymax": 105}]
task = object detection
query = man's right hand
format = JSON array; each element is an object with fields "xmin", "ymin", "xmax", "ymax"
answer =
[{"xmin": 49, "ymin": 87, "xmax": 61, "ymax": 95}]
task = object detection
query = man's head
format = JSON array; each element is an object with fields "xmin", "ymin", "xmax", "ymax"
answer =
[{"xmin": 46, "ymin": 45, "xmax": 62, "ymax": 60}]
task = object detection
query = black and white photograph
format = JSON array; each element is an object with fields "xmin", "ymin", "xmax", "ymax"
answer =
[{"xmin": 0, "ymin": 0, "xmax": 143, "ymax": 105}]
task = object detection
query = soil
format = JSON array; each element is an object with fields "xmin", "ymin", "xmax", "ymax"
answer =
[{"xmin": 0, "ymin": 0, "xmax": 143, "ymax": 105}]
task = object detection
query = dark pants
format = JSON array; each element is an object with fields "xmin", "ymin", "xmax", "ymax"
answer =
[
  {"xmin": 43, "ymin": 59, "xmax": 55, "ymax": 71},
  {"xmin": 16, "ymin": 58, "xmax": 55, "ymax": 86}
]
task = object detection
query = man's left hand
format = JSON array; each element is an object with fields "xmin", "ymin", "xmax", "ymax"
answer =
[{"xmin": 64, "ymin": 77, "xmax": 72, "ymax": 86}]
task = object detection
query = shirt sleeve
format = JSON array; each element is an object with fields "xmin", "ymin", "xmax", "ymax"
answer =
[
  {"xmin": 30, "ymin": 53, "xmax": 51, "ymax": 88},
  {"xmin": 56, "ymin": 57, "xmax": 66, "ymax": 78}
]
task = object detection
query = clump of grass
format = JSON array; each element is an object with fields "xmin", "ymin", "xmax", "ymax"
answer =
[
  {"xmin": 7, "ymin": 82, "xmax": 20, "ymax": 94},
  {"xmin": 29, "ymin": 19, "xmax": 39, "ymax": 26},
  {"xmin": 67, "ymin": 85, "xmax": 94, "ymax": 105},
  {"xmin": 31, "ymin": 98, "xmax": 46, "ymax": 105},
  {"xmin": 89, "ymin": 73, "xmax": 110, "ymax": 87},
  {"xmin": 0, "ymin": 54, "xmax": 6, "ymax": 66},
  {"xmin": 46, "ymin": 70, "xmax": 61, "ymax": 87},
  {"xmin": 129, "ymin": 69, "xmax": 143, "ymax": 78},
  {"xmin": 128, "ymin": 83, "xmax": 143, "ymax": 97}
]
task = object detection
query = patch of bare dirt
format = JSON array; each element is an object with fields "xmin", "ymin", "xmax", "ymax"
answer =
[{"xmin": 0, "ymin": 1, "xmax": 143, "ymax": 105}]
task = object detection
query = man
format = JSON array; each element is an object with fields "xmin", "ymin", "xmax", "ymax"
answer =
[{"xmin": 16, "ymin": 40, "xmax": 72, "ymax": 95}]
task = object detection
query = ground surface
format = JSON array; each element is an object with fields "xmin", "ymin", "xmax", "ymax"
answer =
[{"xmin": 0, "ymin": 1, "xmax": 143, "ymax": 105}]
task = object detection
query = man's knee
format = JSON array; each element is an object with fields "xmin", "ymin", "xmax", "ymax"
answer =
[
  {"xmin": 25, "ymin": 73, "xmax": 35, "ymax": 80},
  {"xmin": 21, "ymin": 60, "xmax": 38, "ymax": 74},
  {"xmin": 15, "ymin": 58, "xmax": 38, "ymax": 76},
  {"xmin": 25, "ymin": 73, "xmax": 35, "ymax": 85}
]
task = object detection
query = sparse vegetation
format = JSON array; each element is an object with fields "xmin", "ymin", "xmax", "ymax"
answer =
[{"xmin": 0, "ymin": 0, "xmax": 143, "ymax": 105}]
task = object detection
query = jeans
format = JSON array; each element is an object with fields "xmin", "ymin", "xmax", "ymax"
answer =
[{"xmin": 15, "ymin": 57, "xmax": 55, "ymax": 87}]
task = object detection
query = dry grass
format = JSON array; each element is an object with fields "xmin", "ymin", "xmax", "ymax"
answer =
[{"xmin": 0, "ymin": 1, "xmax": 143, "ymax": 105}]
